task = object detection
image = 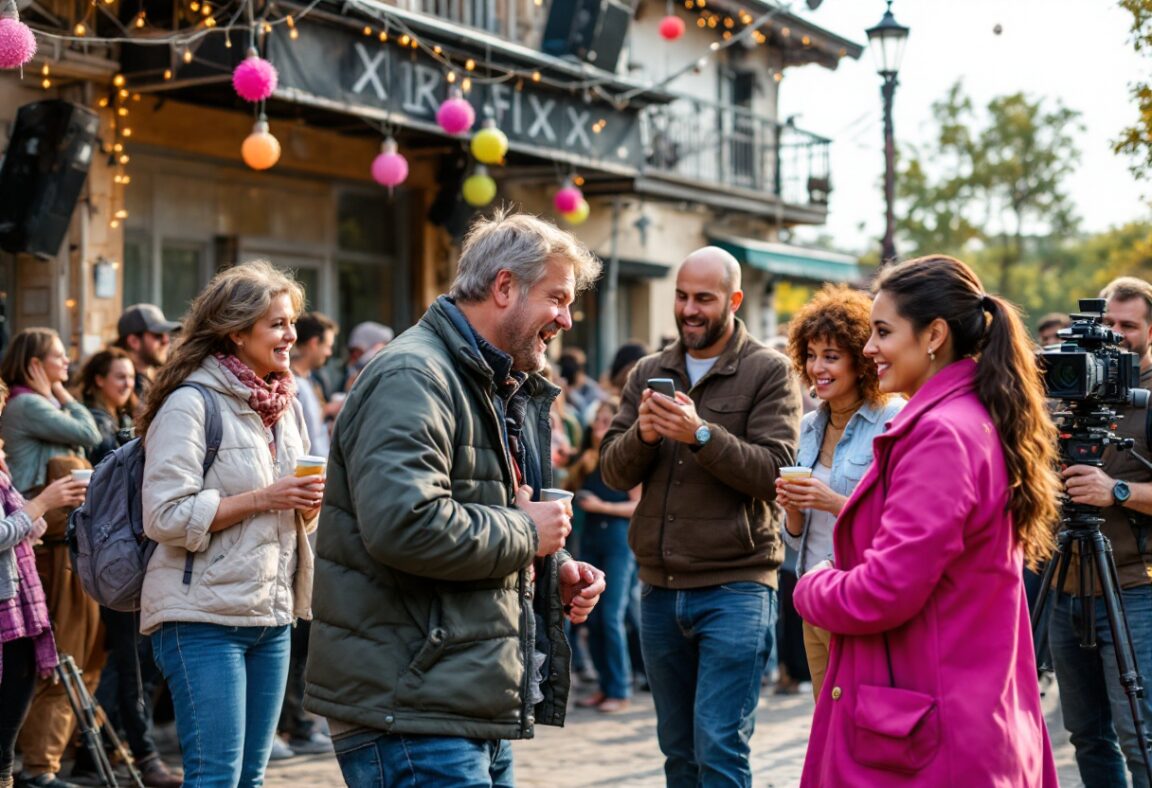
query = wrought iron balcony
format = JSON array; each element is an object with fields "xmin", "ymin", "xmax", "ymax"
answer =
[
  {"xmin": 640, "ymin": 97, "xmax": 832, "ymax": 210},
  {"xmin": 397, "ymin": 0, "xmax": 539, "ymax": 41}
]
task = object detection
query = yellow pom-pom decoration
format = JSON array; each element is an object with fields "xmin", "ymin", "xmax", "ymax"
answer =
[
  {"xmin": 462, "ymin": 166, "xmax": 497, "ymax": 207},
  {"xmin": 470, "ymin": 122, "xmax": 509, "ymax": 165},
  {"xmin": 562, "ymin": 198, "xmax": 590, "ymax": 225}
]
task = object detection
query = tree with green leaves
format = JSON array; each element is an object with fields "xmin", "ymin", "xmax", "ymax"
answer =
[
  {"xmin": 896, "ymin": 81, "xmax": 1083, "ymax": 297},
  {"xmin": 1117, "ymin": 0, "xmax": 1152, "ymax": 175}
]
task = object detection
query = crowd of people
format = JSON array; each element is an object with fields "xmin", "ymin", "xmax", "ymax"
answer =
[{"xmin": 0, "ymin": 207, "xmax": 1150, "ymax": 788}]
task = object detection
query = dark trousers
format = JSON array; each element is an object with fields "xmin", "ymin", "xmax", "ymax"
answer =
[
  {"xmin": 92, "ymin": 608, "xmax": 160, "ymax": 762},
  {"xmin": 776, "ymin": 569, "xmax": 810, "ymax": 682},
  {"xmin": 0, "ymin": 638, "xmax": 36, "ymax": 780},
  {"xmin": 278, "ymin": 620, "xmax": 314, "ymax": 739}
]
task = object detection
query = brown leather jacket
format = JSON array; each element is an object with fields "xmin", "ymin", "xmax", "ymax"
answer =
[{"xmin": 600, "ymin": 319, "xmax": 801, "ymax": 590}]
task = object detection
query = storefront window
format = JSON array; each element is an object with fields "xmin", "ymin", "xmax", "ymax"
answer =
[
  {"xmin": 122, "ymin": 235, "xmax": 151, "ymax": 309},
  {"xmin": 160, "ymin": 244, "xmax": 204, "ymax": 319}
]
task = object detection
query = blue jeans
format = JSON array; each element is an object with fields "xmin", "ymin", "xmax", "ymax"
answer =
[
  {"xmin": 641, "ymin": 582, "xmax": 776, "ymax": 788},
  {"xmin": 152, "ymin": 622, "xmax": 291, "ymax": 788},
  {"xmin": 1049, "ymin": 585, "xmax": 1152, "ymax": 788},
  {"xmin": 334, "ymin": 733, "xmax": 514, "ymax": 787},
  {"xmin": 581, "ymin": 519, "xmax": 636, "ymax": 699}
]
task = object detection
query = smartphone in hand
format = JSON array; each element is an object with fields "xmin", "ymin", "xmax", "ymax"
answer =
[{"xmin": 647, "ymin": 378, "xmax": 676, "ymax": 399}]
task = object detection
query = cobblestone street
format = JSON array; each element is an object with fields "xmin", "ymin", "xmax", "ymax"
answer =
[{"xmin": 261, "ymin": 678, "xmax": 1082, "ymax": 787}]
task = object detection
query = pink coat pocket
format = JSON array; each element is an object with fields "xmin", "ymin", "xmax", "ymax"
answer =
[{"xmin": 849, "ymin": 684, "xmax": 940, "ymax": 774}]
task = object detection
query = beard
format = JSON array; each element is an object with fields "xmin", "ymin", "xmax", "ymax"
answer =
[
  {"xmin": 677, "ymin": 313, "xmax": 729, "ymax": 351},
  {"xmin": 505, "ymin": 303, "xmax": 559, "ymax": 373}
]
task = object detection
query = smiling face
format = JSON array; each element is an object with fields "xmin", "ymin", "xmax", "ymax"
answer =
[
  {"xmin": 501, "ymin": 256, "xmax": 576, "ymax": 373},
  {"xmin": 864, "ymin": 290, "xmax": 937, "ymax": 399},
  {"xmin": 674, "ymin": 256, "xmax": 743, "ymax": 358},
  {"xmin": 40, "ymin": 337, "xmax": 70, "ymax": 384},
  {"xmin": 805, "ymin": 337, "xmax": 861, "ymax": 410},
  {"xmin": 96, "ymin": 357, "xmax": 136, "ymax": 411},
  {"xmin": 233, "ymin": 293, "xmax": 298, "ymax": 378}
]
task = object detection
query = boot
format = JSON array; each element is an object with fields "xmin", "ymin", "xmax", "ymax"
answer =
[{"xmin": 136, "ymin": 756, "xmax": 183, "ymax": 788}]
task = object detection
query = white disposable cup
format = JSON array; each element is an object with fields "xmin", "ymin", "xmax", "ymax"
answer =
[
  {"xmin": 70, "ymin": 469, "xmax": 93, "ymax": 484},
  {"xmin": 539, "ymin": 488, "xmax": 575, "ymax": 503},
  {"xmin": 295, "ymin": 455, "xmax": 328, "ymax": 477},
  {"xmin": 779, "ymin": 466, "xmax": 813, "ymax": 480}
]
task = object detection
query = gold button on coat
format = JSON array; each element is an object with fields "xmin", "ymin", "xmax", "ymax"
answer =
[{"xmin": 831, "ymin": 687, "xmax": 842, "ymax": 700}]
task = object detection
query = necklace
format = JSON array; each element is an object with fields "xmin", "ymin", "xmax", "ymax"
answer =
[{"xmin": 827, "ymin": 398, "xmax": 864, "ymax": 430}]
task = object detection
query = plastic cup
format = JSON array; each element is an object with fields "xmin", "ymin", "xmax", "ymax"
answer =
[
  {"xmin": 539, "ymin": 488, "xmax": 575, "ymax": 503},
  {"xmin": 70, "ymin": 469, "xmax": 93, "ymax": 484},
  {"xmin": 779, "ymin": 466, "xmax": 813, "ymax": 481},
  {"xmin": 295, "ymin": 455, "xmax": 327, "ymax": 477}
]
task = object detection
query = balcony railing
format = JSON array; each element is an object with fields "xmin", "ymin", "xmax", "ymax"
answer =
[
  {"xmin": 392, "ymin": 0, "xmax": 538, "ymax": 41},
  {"xmin": 640, "ymin": 98, "xmax": 832, "ymax": 209}
]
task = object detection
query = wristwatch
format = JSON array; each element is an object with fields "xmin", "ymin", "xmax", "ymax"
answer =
[
  {"xmin": 694, "ymin": 423, "xmax": 712, "ymax": 448},
  {"xmin": 1113, "ymin": 480, "xmax": 1132, "ymax": 506}
]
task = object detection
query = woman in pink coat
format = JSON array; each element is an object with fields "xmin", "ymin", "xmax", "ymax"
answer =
[{"xmin": 794, "ymin": 255, "xmax": 1061, "ymax": 786}]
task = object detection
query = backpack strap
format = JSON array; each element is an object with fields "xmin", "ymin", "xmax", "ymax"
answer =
[{"xmin": 173, "ymin": 382, "xmax": 225, "ymax": 585}]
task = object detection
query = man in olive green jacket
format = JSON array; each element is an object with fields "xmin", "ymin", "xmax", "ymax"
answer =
[
  {"xmin": 601, "ymin": 247, "xmax": 801, "ymax": 787},
  {"xmin": 305, "ymin": 211, "xmax": 606, "ymax": 786}
]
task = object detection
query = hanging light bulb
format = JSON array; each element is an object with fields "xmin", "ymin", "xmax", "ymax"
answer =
[{"xmin": 241, "ymin": 115, "xmax": 281, "ymax": 170}]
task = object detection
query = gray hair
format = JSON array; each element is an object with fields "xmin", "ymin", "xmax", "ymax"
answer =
[{"xmin": 449, "ymin": 208, "xmax": 603, "ymax": 302}]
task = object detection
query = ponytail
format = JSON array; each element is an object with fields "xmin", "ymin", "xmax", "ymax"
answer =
[{"xmin": 875, "ymin": 256, "xmax": 1060, "ymax": 568}]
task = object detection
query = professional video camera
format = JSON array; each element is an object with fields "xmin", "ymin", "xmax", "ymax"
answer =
[
  {"xmin": 1033, "ymin": 297, "xmax": 1152, "ymax": 781},
  {"xmin": 1039, "ymin": 298, "xmax": 1149, "ymax": 407}
]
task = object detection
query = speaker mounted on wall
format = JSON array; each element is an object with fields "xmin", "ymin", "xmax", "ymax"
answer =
[{"xmin": 0, "ymin": 100, "xmax": 100, "ymax": 260}]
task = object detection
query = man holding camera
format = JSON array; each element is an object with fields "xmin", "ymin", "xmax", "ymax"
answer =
[
  {"xmin": 600, "ymin": 247, "xmax": 801, "ymax": 787},
  {"xmin": 1052, "ymin": 276, "xmax": 1152, "ymax": 787}
]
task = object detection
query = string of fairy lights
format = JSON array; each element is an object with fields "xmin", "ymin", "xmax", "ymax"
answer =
[{"xmin": 0, "ymin": 0, "xmax": 842, "ymax": 227}]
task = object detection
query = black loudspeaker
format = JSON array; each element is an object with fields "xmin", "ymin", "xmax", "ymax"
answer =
[
  {"xmin": 0, "ymin": 101, "xmax": 100, "ymax": 260},
  {"xmin": 542, "ymin": 0, "xmax": 631, "ymax": 73}
]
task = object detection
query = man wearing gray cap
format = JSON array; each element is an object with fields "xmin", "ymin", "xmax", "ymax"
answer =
[{"xmin": 115, "ymin": 304, "xmax": 180, "ymax": 401}]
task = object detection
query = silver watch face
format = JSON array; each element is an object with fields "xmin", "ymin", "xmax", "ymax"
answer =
[{"xmin": 695, "ymin": 424, "xmax": 711, "ymax": 444}]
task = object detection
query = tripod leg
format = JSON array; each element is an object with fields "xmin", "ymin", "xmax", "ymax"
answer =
[
  {"xmin": 1032, "ymin": 534, "xmax": 1070, "ymax": 672},
  {"xmin": 59, "ymin": 657, "xmax": 120, "ymax": 788},
  {"xmin": 1089, "ymin": 531, "xmax": 1152, "ymax": 786},
  {"xmin": 1082, "ymin": 540, "xmax": 1098, "ymax": 649}
]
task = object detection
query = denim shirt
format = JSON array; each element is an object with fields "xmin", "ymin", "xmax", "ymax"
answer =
[{"xmin": 783, "ymin": 397, "xmax": 905, "ymax": 574}]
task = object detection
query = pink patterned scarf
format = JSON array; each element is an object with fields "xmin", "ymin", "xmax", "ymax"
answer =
[
  {"xmin": 214, "ymin": 353, "xmax": 296, "ymax": 429},
  {"xmin": 0, "ymin": 474, "xmax": 58, "ymax": 679}
]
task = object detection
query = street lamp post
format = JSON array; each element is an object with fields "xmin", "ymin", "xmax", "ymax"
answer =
[{"xmin": 866, "ymin": 1, "xmax": 909, "ymax": 266}]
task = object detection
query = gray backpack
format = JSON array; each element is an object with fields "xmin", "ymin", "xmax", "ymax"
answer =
[{"xmin": 67, "ymin": 383, "xmax": 222, "ymax": 612}]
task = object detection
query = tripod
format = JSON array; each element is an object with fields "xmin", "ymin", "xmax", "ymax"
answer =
[
  {"xmin": 1032, "ymin": 501, "xmax": 1152, "ymax": 784},
  {"xmin": 56, "ymin": 655, "xmax": 145, "ymax": 788}
]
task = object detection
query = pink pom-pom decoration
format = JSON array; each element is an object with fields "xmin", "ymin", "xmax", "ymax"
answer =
[
  {"xmin": 554, "ymin": 183, "xmax": 583, "ymax": 214},
  {"xmin": 436, "ymin": 89, "xmax": 476, "ymax": 136},
  {"xmin": 232, "ymin": 49, "xmax": 278, "ymax": 103},
  {"xmin": 0, "ymin": 17, "xmax": 37, "ymax": 70},
  {"xmin": 659, "ymin": 15, "xmax": 686, "ymax": 41},
  {"xmin": 371, "ymin": 138, "xmax": 409, "ymax": 190}
]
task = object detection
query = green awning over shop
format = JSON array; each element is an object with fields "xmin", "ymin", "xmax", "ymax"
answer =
[{"xmin": 709, "ymin": 234, "xmax": 861, "ymax": 284}]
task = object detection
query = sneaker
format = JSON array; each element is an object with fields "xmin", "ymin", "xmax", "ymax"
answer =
[
  {"xmin": 137, "ymin": 756, "xmax": 183, "ymax": 788},
  {"xmin": 16, "ymin": 774, "xmax": 80, "ymax": 788},
  {"xmin": 287, "ymin": 731, "xmax": 333, "ymax": 755},
  {"xmin": 267, "ymin": 737, "xmax": 296, "ymax": 761}
]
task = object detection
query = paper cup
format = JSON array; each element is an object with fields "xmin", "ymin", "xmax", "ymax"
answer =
[
  {"xmin": 70, "ymin": 469, "xmax": 93, "ymax": 484},
  {"xmin": 539, "ymin": 488, "xmax": 575, "ymax": 503},
  {"xmin": 779, "ymin": 466, "xmax": 813, "ymax": 480},
  {"xmin": 295, "ymin": 455, "xmax": 328, "ymax": 477}
]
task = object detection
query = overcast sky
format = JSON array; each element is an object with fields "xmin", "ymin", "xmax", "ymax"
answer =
[{"xmin": 775, "ymin": 0, "xmax": 1150, "ymax": 255}]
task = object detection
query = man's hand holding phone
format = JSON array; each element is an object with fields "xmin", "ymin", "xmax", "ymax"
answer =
[{"xmin": 639, "ymin": 378, "xmax": 677, "ymax": 445}]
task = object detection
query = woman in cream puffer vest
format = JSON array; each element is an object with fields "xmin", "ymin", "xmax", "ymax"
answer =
[{"xmin": 138, "ymin": 261, "xmax": 324, "ymax": 788}]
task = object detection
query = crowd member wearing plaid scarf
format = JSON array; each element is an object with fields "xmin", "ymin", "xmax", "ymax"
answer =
[{"xmin": 0, "ymin": 376, "xmax": 89, "ymax": 788}]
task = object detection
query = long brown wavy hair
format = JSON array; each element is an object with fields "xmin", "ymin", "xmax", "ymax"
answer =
[
  {"xmin": 874, "ymin": 256, "xmax": 1060, "ymax": 568},
  {"xmin": 137, "ymin": 261, "xmax": 304, "ymax": 441}
]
